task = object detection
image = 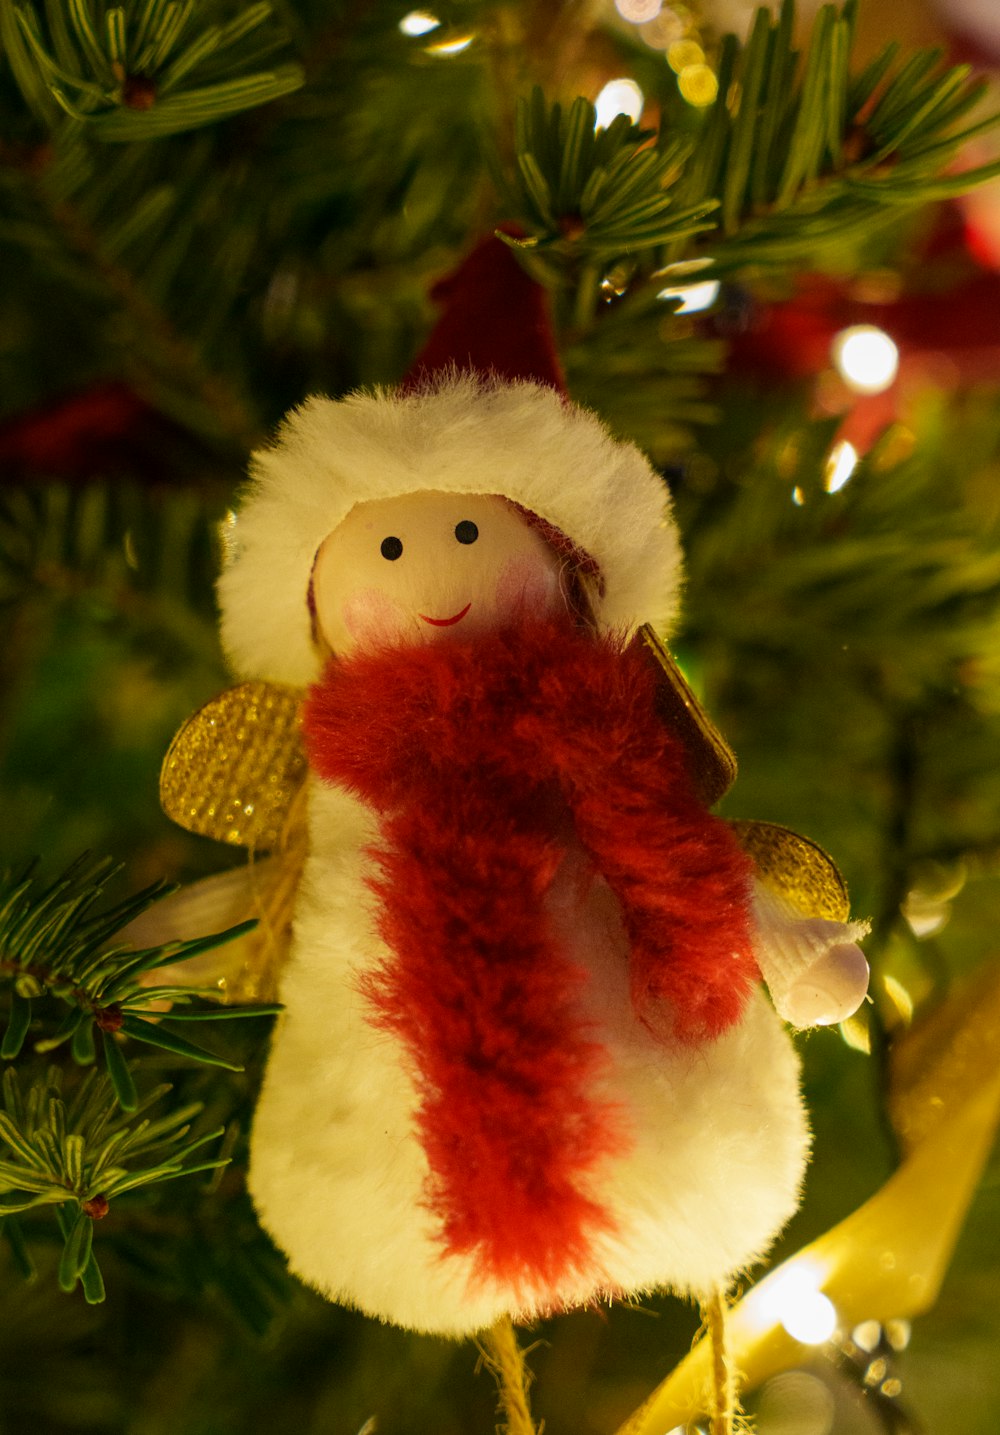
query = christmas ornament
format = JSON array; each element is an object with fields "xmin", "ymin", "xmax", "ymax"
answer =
[
  {"xmin": 0, "ymin": 382, "xmax": 195, "ymax": 483},
  {"xmin": 161, "ymin": 235, "xmax": 868, "ymax": 1336},
  {"xmin": 934, "ymin": 0, "xmax": 1000, "ymax": 65},
  {"xmin": 722, "ymin": 206, "xmax": 1000, "ymax": 459}
]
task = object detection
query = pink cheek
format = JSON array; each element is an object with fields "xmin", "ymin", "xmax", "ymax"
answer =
[
  {"xmin": 340, "ymin": 588, "xmax": 408, "ymax": 645},
  {"xmin": 495, "ymin": 556, "xmax": 561, "ymax": 616}
]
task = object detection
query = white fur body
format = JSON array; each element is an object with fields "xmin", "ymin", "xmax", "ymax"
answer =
[{"xmin": 248, "ymin": 779, "xmax": 811, "ymax": 1337}]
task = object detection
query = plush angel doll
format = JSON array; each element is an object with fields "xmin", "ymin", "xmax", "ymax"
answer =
[{"xmin": 167, "ymin": 237, "xmax": 868, "ymax": 1337}]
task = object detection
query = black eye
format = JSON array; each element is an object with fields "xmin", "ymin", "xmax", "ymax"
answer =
[
  {"xmin": 454, "ymin": 520, "xmax": 479, "ymax": 545},
  {"xmin": 380, "ymin": 536, "xmax": 403, "ymax": 561}
]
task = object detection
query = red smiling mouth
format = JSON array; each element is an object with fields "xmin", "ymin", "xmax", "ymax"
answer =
[{"xmin": 419, "ymin": 602, "xmax": 472, "ymax": 628}]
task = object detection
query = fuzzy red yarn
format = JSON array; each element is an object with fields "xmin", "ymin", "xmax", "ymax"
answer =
[{"xmin": 303, "ymin": 616, "xmax": 758, "ymax": 1292}]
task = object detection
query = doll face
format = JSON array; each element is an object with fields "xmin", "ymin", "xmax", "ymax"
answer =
[{"xmin": 311, "ymin": 491, "xmax": 565, "ymax": 654}]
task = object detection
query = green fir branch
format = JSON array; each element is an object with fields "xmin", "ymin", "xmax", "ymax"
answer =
[
  {"xmin": 506, "ymin": 2, "xmax": 1000, "ymax": 305},
  {"xmin": 564, "ymin": 289, "xmax": 726, "ymax": 460},
  {"xmin": 0, "ymin": 857, "xmax": 280, "ymax": 1111},
  {"xmin": 0, "ymin": 481, "xmax": 225, "ymax": 629},
  {"xmin": 0, "ymin": 142, "xmax": 266, "ymax": 448},
  {"xmin": 0, "ymin": 0, "xmax": 304, "ymax": 140},
  {"xmin": 675, "ymin": 0, "xmax": 1000, "ymax": 268},
  {"xmin": 0, "ymin": 1065, "xmax": 227, "ymax": 1301},
  {"xmin": 503, "ymin": 87, "xmax": 716, "ymax": 270}
]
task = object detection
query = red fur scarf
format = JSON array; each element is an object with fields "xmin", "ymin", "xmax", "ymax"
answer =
[{"xmin": 303, "ymin": 616, "xmax": 757, "ymax": 1296}]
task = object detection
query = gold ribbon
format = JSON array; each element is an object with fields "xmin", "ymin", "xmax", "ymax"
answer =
[{"xmin": 614, "ymin": 961, "xmax": 1000, "ymax": 1434}]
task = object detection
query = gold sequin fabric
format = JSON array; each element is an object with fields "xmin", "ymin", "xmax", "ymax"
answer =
[{"xmin": 160, "ymin": 682, "xmax": 307, "ymax": 851}]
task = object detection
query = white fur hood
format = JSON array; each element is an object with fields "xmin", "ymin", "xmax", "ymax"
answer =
[{"xmin": 218, "ymin": 372, "xmax": 683, "ymax": 685}]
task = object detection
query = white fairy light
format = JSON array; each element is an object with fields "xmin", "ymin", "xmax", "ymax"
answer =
[
  {"xmin": 824, "ymin": 440, "xmax": 859, "ymax": 493},
  {"xmin": 783, "ymin": 1290, "xmax": 838, "ymax": 1345},
  {"xmin": 615, "ymin": 0, "xmax": 663, "ymax": 20},
  {"xmin": 656, "ymin": 278, "xmax": 721, "ymax": 313},
  {"xmin": 399, "ymin": 10, "xmax": 440, "ymax": 35},
  {"xmin": 746, "ymin": 1261, "xmax": 838, "ymax": 1345},
  {"xmin": 831, "ymin": 324, "xmax": 900, "ymax": 394},
  {"xmin": 425, "ymin": 32, "xmax": 474, "ymax": 54},
  {"xmin": 594, "ymin": 78, "xmax": 644, "ymax": 131}
]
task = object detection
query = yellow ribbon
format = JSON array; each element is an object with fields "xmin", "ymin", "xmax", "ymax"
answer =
[{"xmin": 615, "ymin": 962, "xmax": 1000, "ymax": 1435}]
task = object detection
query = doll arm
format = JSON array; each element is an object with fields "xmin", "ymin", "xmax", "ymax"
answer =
[
  {"xmin": 563, "ymin": 744, "xmax": 759, "ymax": 1043},
  {"xmin": 533, "ymin": 635, "xmax": 760, "ymax": 1044},
  {"xmin": 752, "ymin": 880, "xmax": 870, "ymax": 1027}
]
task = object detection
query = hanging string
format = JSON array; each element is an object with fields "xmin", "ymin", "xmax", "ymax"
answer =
[
  {"xmin": 701, "ymin": 1288, "xmax": 737, "ymax": 1435},
  {"xmin": 479, "ymin": 1316, "xmax": 540, "ymax": 1435}
]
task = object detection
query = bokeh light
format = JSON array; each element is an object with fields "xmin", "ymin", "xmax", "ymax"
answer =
[
  {"xmin": 832, "ymin": 324, "xmax": 900, "ymax": 394},
  {"xmin": 615, "ymin": 0, "xmax": 663, "ymax": 20},
  {"xmin": 657, "ymin": 278, "xmax": 721, "ymax": 312},
  {"xmin": 757, "ymin": 1371, "xmax": 835, "ymax": 1435},
  {"xmin": 824, "ymin": 439, "xmax": 859, "ymax": 493},
  {"xmin": 594, "ymin": 78, "xmax": 645, "ymax": 130},
  {"xmin": 639, "ymin": 8, "xmax": 685, "ymax": 47},
  {"xmin": 667, "ymin": 37, "xmax": 704, "ymax": 71},
  {"xmin": 425, "ymin": 31, "xmax": 474, "ymax": 54},
  {"xmin": 678, "ymin": 63, "xmax": 718, "ymax": 106},
  {"xmin": 398, "ymin": 10, "xmax": 439, "ymax": 35},
  {"xmin": 746, "ymin": 1261, "xmax": 838, "ymax": 1345}
]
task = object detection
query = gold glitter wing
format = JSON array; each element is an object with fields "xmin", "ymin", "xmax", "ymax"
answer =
[
  {"xmin": 730, "ymin": 818, "xmax": 851, "ymax": 922},
  {"xmin": 638, "ymin": 624, "xmax": 737, "ymax": 809},
  {"xmin": 638, "ymin": 627, "xmax": 849, "ymax": 921},
  {"xmin": 160, "ymin": 681, "xmax": 307, "ymax": 851},
  {"xmin": 158, "ymin": 681, "xmax": 308, "ymax": 1004}
]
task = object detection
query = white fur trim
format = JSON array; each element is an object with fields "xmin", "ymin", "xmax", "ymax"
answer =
[
  {"xmin": 218, "ymin": 373, "xmax": 683, "ymax": 684},
  {"xmin": 248, "ymin": 783, "xmax": 810, "ymax": 1336}
]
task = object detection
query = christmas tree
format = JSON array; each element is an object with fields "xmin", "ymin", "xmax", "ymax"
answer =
[{"xmin": 2, "ymin": 0, "xmax": 1000, "ymax": 1430}]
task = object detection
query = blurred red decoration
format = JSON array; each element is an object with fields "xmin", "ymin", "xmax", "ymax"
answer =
[
  {"xmin": 0, "ymin": 382, "xmax": 206, "ymax": 484},
  {"xmin": 720, "ymin": 203, "xmax": 1000, "ymax": 453}
]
